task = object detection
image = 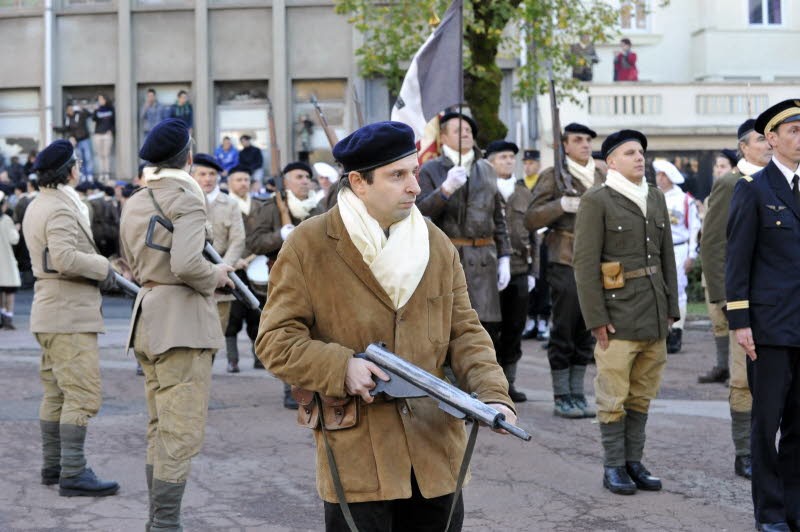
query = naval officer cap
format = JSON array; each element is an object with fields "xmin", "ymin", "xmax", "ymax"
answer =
[
  {"xmin": 440, "ymin": 112, "xmax": 478, "ymax": 139},
  {"xmin": 755, "ymin": 99, "xmax": 800, "ymax": 134},
  {"xmin": 33, "ymin": 139, "xmax": 75, "ymax": 173},
  {"xmin": 282, "ymin": 161, "xmax": 313, "ymax": 176},
  {"xmin": 564, "ymin": 123, "xmax": 597, "ymax": 138},
  {"xmin": 601, "ymin": 129, "xmax": 648, "ymax": 160},
  {"xmin": 139, "ymin": 118, "xmax": 191, "ymax": 164},
  {"xmin": 333, "ymin": 121, "xmax": 417, "ymax": 174},
  {"xmin": 193, "ymin": 153, "xmax": 223, "ymax": 173},
  {"xmin": 737, "ymin": 119, "xmax": 757, "ymax": 140},
  {"xmin": 484, "ymin": 140, "xmax": 519, "ymax": 157},
  {"xmin": 522, "ymin": 149, "xmax": 540, "ymax": 161}
]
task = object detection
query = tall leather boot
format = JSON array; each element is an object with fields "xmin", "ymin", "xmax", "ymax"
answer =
[
  {"xmin": 600, "ymin": 420, "xmax": 636, "ymax": 495},
  {"xmin": 40, "ymin": 420, "xmax": 61, "ymax": 485},
  {"xmin": 58, "ymin": 424, "xmax": 119, "ymax": 497},
  {"xmin": 151, "ymin": 479, "xmax": 186, "ymax": 532},
  {"xmin": 503, "ymin": 363, "xmax": 527, "ymax": 403},
  {"xmin": 283, "ymin": 382, "xmax": 298, "ymax": 409},
  {"xmin": 145, "ymin": 464, "xmax": 154, "ymax": 532},
  {"xmin": 698, "ymin": 336, "xmax": 730, "ymax": 383},
  {"xmin": 225, "ymin": 336, "xmax": 239, "ymax": 373},
  {"xmin": 552, "ymin": 368, "xmax": 582, "ymax": 418},
  {"xmin": 731, "ymin": 410, "xmax": 752, "ymax": 479},
  {"xmin": 624, "ymin": 410, "xmax": 661, "ymax": 491},
  {"xmin": 569, "ymin": 365, "xmax": 595, "ymax": 418}
]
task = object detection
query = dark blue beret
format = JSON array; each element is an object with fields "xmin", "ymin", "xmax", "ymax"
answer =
[
  {"xmin": 755, "ymin": 99, "xmax": 800, "ymax": 134},
  {"xmin": 333, "ymin": 121, "xmax": 417, "ymax": 173},
  {"xmin": 228, "ymin": 165, "xmax": 252, "ymax": 176},
  {"xmin": 591, "ymin": 150, "xmax": 604, "ymax": 160},
  {"xmin": 33, "ymin": 139, "xmax": 74, "ymax": 173},
  {"xmin": 601, "ymin": 129, "xmax": 647, "ymax": 160},
  {"xmin": 75, "ymin": 181, "xmax": 91, "ymax": 193},
  {"xmin": 484, "ymin": 140, "xmax": 519, "ymax": 157},
  {"xmin": 523, "ymin": 149, "xmax": 540, "ymax": 160},
  {"xmin": 139, "ymin": 118, "xmax": 191, "ymax": 164},
  {"xmin": 564, "ymin": 122, "xmax": 597, "ymax": 138},
  {"xmin": 282, "ymin": 161, "xmax": 313, "ymax": 176},
  {"xmin": 440, "ymin": 112, "xmax": 478, "ymax": 139},
  {"xmin": 719, "ymin": 148, "xmax": 738, "ymax": 167},
  {"xmin": 737, "ymin": 119, "xmax": 756, "ymax": 140},
  {"xmin": 193, "ymin": 153, "xmax": 223, "ymax": 173}
]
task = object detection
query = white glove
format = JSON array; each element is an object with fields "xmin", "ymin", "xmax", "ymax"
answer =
[
  {"xmin": 280, "ymin": 224, "xmax": 295, "ymax": 241},
  {"xmin": 527, "ymin": 275, "xmax": 536, "ymax": 292},
  {"xmin": 497, "ymin": 256, "xmax": 511, "ymax": 291},
  {"xmin": 441, "ymin": 166, "xmax": 468, "ymax": 196},
  {"xmin": 560, "ymin": 196, "xmax": 581, "ymax": 213}
]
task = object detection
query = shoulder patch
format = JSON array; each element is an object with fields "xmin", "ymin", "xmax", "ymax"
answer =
[{"xmin": 741, "ymin": 175, "xmax": 753, "ymax": 182}]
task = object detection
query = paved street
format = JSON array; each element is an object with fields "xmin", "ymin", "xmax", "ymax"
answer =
[{"xmin": 0, "ymin": 291, "xmax": 754, "ymax": 531}]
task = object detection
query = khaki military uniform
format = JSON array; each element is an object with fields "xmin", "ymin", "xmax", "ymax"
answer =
[
  {"xmin": 207, "ymin": 191, "xmax": 245, "ymax": 334},
  {"xmin": 573, "ymin": 182, "xmax": 679, "ymax": 467},
  {"xmin": 23, "ymin": 187, "xmax": 110, "ymax": 427},
  {"xmin": 120, "ymin": 172, "xmax": 221, "ymax": 483}
]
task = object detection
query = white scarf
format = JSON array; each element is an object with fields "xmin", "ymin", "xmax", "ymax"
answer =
[
  {"xmin": 143, "ymin": 166, "xmax": 205, "ymax": 203},
  {"xmin": 233, "ymin": 193, "xmax": 251, "ymax": 216},
  {"xmin": 737, "ymin": 158, "xmax": 763, "ymax": 177},
  {"xmin": 566, "ymin": 156, "xmax": 597, "ymax": 190},
  {"xmin": 337, "ymin": 187, "xmax": 429, "ymax": 310},
  {"xmin": 496, "ymin": 176, "xmax": 516, "ymax": 201},
  {"xmin": 604, "ymin": 169, "xmax": 649, "ymax": 216},
  {"xmin": 206, "ymin": 185, "xmax": 220, "ymax": 205},
  {"xmin": 442, "ymin": 144, "xmax": 476, "ymax": 174},
  {"xmin": 57, "ymin": 184, "xmax": 92, "ymax": 228},
  {"xmin": 286, "ymin": 190, "xmax": 318, "ymax": 221}
]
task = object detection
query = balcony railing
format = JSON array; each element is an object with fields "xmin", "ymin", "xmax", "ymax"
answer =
[{"xmin": 0, "ymin": 0, "xmax": 42, "ymax": 9}]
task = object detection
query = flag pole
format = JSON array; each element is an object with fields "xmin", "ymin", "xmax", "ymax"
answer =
[{"xmin": 457, "ymin": 0, "xmax": 463, "ymax": 168}]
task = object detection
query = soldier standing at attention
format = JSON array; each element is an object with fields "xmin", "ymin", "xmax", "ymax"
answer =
[
  {"xmin": 120, "ymin": 118, "xmax": 234, "ymax": 530},
  {"xmin": 486, "ymin": 140, "xmax": 534, "ymax": 402},
  {"xmin": 416, "ymin": 112, "xmax": 512, "ymax": 349},
  {"xmin": 573, "ymin": 129, "xmax": 679, "ymax": 495},
  {"xmin": 191, "ymin": 153, "xmax": 246, "ymax": 341},
  {"xmin": 23, "ymin": 139, "xmax": 119, "ymax": 497},
  {"xmin": 525, "ymin": 123, "xmax": 604, "ymax": 418},
  {"xmin": 521, "ymin": 149, "xmax": 551, "ymax": 342},
  {"xmin": 726, "ymin": 100, "xmax": 800, "ymax": 531}
]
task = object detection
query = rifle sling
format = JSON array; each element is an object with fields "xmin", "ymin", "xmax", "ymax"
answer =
[{"xmin": 445, "ymin": 419, "xmax": 479, "ymax": 532}]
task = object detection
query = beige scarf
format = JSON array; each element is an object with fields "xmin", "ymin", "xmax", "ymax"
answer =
[
  {"xmin": 234, "ymin": 193, "xmax": 251, "ymax": 216},
  {"xmin": 496, "ymin": 176, "xmax": 516, "ymax": 201},
  {"xmin": 337, "ymin": 187, "xmax": 429, "ymax": 310},
  {"xmin": 143, "ymin": 166, "xmax": 205, "ymax": 203},
  {"xmin": 566, "ymin": 156, "xmax": 597, "ymax": 190},
  {"xmin": 737, "ymin": 158, "xmax": 763, "ymax": 177},
  {"xmin": 442, "ymin": 144, "xmax": 476, "ymax": 174},
  {"xmin": 57, "ymin": 184, "xmax": 92, "ymax": 228},
  {"xmin": 604, "ymin": 169, "xmax": 649, "ymax": 216},
  {"xmin": 286, "ymin": 190, "xmax": 318, "ymax": 221}
]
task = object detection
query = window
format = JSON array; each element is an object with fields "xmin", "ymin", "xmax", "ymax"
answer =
[
  {"xmin": 138, "ymin": 83, "xmax": 192, "ymax": 142},
  {"xmin": 749, "ymin": 0, "xmax": 782, "ymax": 25},
  {"xmin": 292, "ymin": 80, "xmax": 347, "ymax": 165},
  {"xmin": 0, "ymin": 89, "xmax": 40, "ymax": 166},
  {"xmin": 0, "ymin": 0, "xmax": 42, "ymax": 10},
  {"xmin": 215, "ymin": 80, "xmax": 269, "ymax": 172},
  {"xmin": 619, "ymin": 0, "xmax": 648, "ymax": 31}
]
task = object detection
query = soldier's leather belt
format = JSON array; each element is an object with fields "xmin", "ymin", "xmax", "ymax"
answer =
[
  {"xmin": 450, "ymin": 237, "xmax": 494, "ymax": 247},
  {"xmin": 142, "ymin": 281, "xmax": 166, "ymax": 289},
  {"xmin": 624, "ymin": 265, "xmax": 659, "ymax": 279}
]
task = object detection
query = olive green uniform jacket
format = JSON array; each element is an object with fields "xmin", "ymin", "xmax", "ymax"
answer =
[
  {"xmin": 700, "ymin": 169, "xmax": 741, "ymax": 303},
  {"xmin": 573, "ymin": 184, "xmax": 680, "ymax": 341},
  {"xmin": 255, "ymin": 205, "xmax": 513, "ymax": 503}
]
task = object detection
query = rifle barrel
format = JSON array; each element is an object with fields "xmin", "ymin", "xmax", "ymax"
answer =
[{"xmin": 203, "ymin": 243, "xmax": 261, "ymax": 310}]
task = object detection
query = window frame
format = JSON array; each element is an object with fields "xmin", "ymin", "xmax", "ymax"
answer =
[
  {"xmin": 747, "ymin": 0, "xmax": 785, "ymax": 27},
  {"xmin": 618, "ymin": 0, "xmax": 651, "ymax": 33}
]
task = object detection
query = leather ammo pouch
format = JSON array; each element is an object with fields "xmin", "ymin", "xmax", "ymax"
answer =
[
  {"xmin": 292, "ymin": 386, "xmax": 359, "ymax": 431},
  {"xmin": 601, "ymin": 261, "xmax": 625, "ymax": 290}
]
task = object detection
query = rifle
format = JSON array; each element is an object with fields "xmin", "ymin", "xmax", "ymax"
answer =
[
  {"xmin": 266, "ymin": 95, "xmax": 293, "ymax": 227},
  {"xmin": 352, "ymin": 85, "xmax": 365, "ymax": 128},
  {"xmin": 311, "ymin": 94, "xmax": 339, "ymax": 150},
  {"xmin": 546, "ymin": 61, "xmax": 576, "ymax": 196},
  {"xmin": 42, "ymin": 248, "xmax": 141, "ymax": 298}
]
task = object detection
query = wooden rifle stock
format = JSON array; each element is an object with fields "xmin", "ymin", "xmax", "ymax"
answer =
[
  {"xmin": 311, "ymin": 94, "xmax": 339, "ymax": 150},
  {"xmin": 352, "ymin": 85, "xmax": 365, "ymax": 128},
  {"xmin": 266, "ymin": 95, "xmax": 292, "ymax": 227},
  {"xmin": 546, "ymin": 62, "xmax": 575, "ymax": 195}
]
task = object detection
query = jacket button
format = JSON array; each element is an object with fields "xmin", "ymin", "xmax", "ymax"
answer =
[
  {"xmin": 646, "ymin": 237, "xmax": 650, "ymax": 241},
  {"xmin": 617, "ymin": 226, "xmax": 622, "ymax": 230},
  {"xmin": 647, "ymin": 254, "xmax": 651, "ymax": 259},
  {"xmin": 777, "ymin": 221, "xmax": 782, "ymax": 226},
  {"xmin": 611, "ymin": 294, "xmax": 616, "ymax": 298},
  {"xmin": 401, "ymin": 406, "xmax": 408, "ymax": 414}
]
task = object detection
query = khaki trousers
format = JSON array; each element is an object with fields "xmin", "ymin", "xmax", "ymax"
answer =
[
  {"xmin": 134, "ymin": 322, "xmax": 213, "ymax": 483},
  {"xmin": 594, "ymin": 338, "xmax": 667, "ymax": 423},
  {"xmin": 729, "ymin": 330, "xmax": 752, "ymax": 412},
  {"xmin": 704, "ymin": 290, "xmax": 729, "ymax": 337},
  {"xmin": 217, "ymin": 300, "xmax": 231, "ymax": 338},
  {"xmin": 36, "ymin": 332, "xmax": 102, "ymax": 426}
]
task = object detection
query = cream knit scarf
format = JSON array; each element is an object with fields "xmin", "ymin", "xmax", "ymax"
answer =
[
  {"xmin": 737, "ymin": 158, "xmax": 763, "ymax": 177},
  {"xmin": 496, "ymin": 175, "xmax": 516, "ymax": 201},
  {"xmin": 57, "ymin": 184, "xmax": 91, "ymax": 229},
  {"xmin": 566, "ymin": 156, "xmax": 597, "ymax": 190},
  {"xmin": 604, "ymin": 169, "xmax": 649, "ymax": 216},
  {"xmin": 337, "ymin": 187, "xmax": 429, "ymax": 310},
  {"xmin": 286, "ymin": 190, "xmax": 318, "ymax": 221},
  {"xmin": 143, "ymin": 166, "xmax": 205, "ymax": 203},
  {"xmin": 234, "ymin": 193, "xmax": 251, "ymax": 216},
  {"xmin": 442, "ymin": 144, "xmax": 476, "ymax": 174}
]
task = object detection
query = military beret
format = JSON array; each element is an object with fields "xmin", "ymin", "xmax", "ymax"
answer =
[
  {"xmin": 755, "ymin": 99, "xmax": 800, "ymax": 134},
  {"xmin": 33, "ymin": 139, "xmax": 75, "ymax": 173},
  {"xmin": 228, "ymin": 165, "xmax": 252, "ymax": 176},
  {"xmin": 737, "ymin": 119, "xmax": 756, "ymax": 140},
  {"xmin": 591, "ymin": 150, "xmax": 604, "ymax": 160},
  {"xmin": 440, "ymin": 112, "xmax": 478, "ymax": 139},
  {"xmin": 333, "ymin": 121, "xmax": 417, "ymax": 174},
  {"xmin": 720, "ymin": 148, "xmax": 738, "ymax": 167},
  {"xmin": 522, "ymin": 149, "xmax": 540, "ymax": 161},
  {"xmin": 484, "ymin": 140, "xmax": 519, "ymax": 158},
  {"xmin": 193, "ymin": 153, "xmax": 223, "ymax": 173},
  {"xmin": 75, "ymin": 181, "xmax": 91, "ymax": 193},
  {"xmin": 139, "ymin": 118, "xmax": 191, "ymax": 164},
  {"xmin": 564, "ymin": 122, "xmax": 597, "ymax": 138},
  {"xmin": 601, "ymin": 129, "xmax": 648, "ymax": 159},
  {"xmin": 282, "ymin": 161, "xmax": 313, "ymax": 176}
]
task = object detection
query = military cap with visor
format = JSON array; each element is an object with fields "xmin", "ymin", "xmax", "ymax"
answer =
[{"xmin": 754, "ymin": 99, "xmax": 800, "ymax": 134}]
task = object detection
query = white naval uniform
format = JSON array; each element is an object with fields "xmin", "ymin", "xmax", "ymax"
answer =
[{"xmin": 663, "ymin": 185, "xmax": 701, "ymax": 329}]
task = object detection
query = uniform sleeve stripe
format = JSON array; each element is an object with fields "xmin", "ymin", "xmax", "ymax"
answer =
[{"xmin": 727, "ymin": 300, "xmax": 749, "ymax": 310}]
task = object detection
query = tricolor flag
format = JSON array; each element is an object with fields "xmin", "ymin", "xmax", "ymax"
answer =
[{"xmin": 390, "ymin": 0, "xmax": 463, "ymax": 142}]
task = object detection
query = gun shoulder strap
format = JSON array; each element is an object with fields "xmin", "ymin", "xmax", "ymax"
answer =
[
  {"xmin": 445, "ymin": 419, "xmax": 479, "ymax": 532},
  {"xmin": 148, "ymin": 187, "xmax": 170, "ymax": 222}
]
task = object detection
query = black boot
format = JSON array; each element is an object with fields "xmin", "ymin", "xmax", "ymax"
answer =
[
  {"xmin": 145, "ymin": 464, "xmax": 154, "ymax": 532},
  {"xmin": 626, "ymin": 461, "xmax": 662, "ymax": 491},
  {"xmin": 735, "ymin": 455, "xmax": 752, "ymax": 479},
  {"xmin": 283, "ymin": 382, "xmax": 298, "ymax": 409},
  {"xmin": 40, "ymin": 420, "xmax": 61, "ymax": 485},
  {"xmin": 503, "ymin": 363, "xmax": 527, "ymax": 403},
  {"xmin": 600, "ymin": 421, "xmax": 635, "ymax": 494},
  {"xmin": 151, "ymin": 479, "xmax": 186, "ymax": 531},
  {"xmin": 603, "ymin": 466, "xmax": 637, "ymax": 495},
  {"xmin": 59, "ymin": 467, "xmax": 120, "ymax": 497},
  {"xmin": 667, "ymin": 328, "xmax": 683, "ymax": 354},
  {"xmin": 698, "ymin": 366, "xmax": 729, "ymax": 384},
  {"xmin": 253, "ymin": 348, "xmax": 265, "ymax": 369},
  {"xmin": 508, "ymin": 385, "xmax": 527, "ymax": 403},
  {"xmin": 58, "ymin": 424, "xmax": 119, "ymax": 497}
]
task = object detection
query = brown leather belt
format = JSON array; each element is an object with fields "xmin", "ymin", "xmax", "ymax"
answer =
[
  {"xmin": 142, "ymin": 281, "xmax": 168, "ymax": 289},
  {"xmin": 624, "ymin": 265, "xmax": 659, "ymax": 279},
  {"xmin": 450, "ymin": 237, "xmax": 494, "ymax": 248}
]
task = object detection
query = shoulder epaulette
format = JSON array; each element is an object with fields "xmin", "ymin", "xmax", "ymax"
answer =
[{"xmin": 741, "ymin": 175, "xmax": 753, "ymax": 182}]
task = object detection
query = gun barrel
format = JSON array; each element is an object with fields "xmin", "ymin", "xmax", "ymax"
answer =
[
  {"xmin": 203, "ymin": 243, "xmax": 262, "ymax": 310},
  {"xmin": 113, "ymin": 272, "xmax": 140, "ymax": 297}
]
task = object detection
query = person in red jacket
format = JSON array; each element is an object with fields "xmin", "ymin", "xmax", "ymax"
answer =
[{"xmin": 614, "ymin": 38, "xmax": 639, "ymax": 81}]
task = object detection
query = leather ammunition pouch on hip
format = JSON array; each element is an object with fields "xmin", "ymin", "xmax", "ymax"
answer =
[
  {"xmin": 601, "ymin": 262, "xmax": 659, "ymax": 290},
  {"xmin": 292, "ymin": 386, "xmax": 359, "ymax": 431},
  {"xmin": 450, "ymin": 236, "xmax": 494, "ymax": 248}
]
